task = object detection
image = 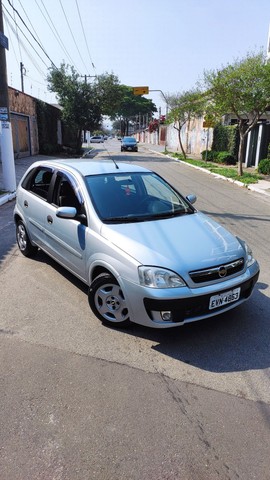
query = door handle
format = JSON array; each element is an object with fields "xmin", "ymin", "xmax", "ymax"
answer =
[
  {"xmin": 24, "ymin": 200, "xmax": 28, "ymax": 207},
  {"xmin": 47, "ymin": 215, "xmax": 53, "ymax": 224}
]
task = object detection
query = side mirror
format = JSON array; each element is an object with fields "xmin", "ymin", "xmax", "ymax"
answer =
[
  {"xmin": 56, "ymin": 206, "xmax": 77, "ymax": 218},
  {"xmin": 186, "ymin": 194, "xmax": 197, "ymax": 205}
]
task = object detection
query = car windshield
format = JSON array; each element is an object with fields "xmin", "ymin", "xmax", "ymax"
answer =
[
  {"xmin": 85, "ymin": 172, "xmax": 194, "ymax": 223},
  {"xmin": 123, "ymin": 138, "xmax": 136, "ymax": 143}
]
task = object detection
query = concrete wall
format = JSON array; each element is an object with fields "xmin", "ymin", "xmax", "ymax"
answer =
[{"xmin": 139, "ymin": 116, "xmax": 214, "ymax": 158}]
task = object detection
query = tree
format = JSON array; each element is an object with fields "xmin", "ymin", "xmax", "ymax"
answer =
[
  {"xmin": 114, "ymin": 86, "xmax": 157, "ymax": 135},
  {"xmin": 203, "ymin": 51, "xmax": 270, "ymax": 175},
  {"xmin": 47, "ymin": 65, "xmax": 125, "ymax": 152},
  {"xmin": 94, "ymin": 72, "xmax": 124, "ymax": 117},
  {"xmin": 166, "ymin": 89, "xmax": 205, "ymax": 158},
  {"xmin": 47, "ymin": 63, "xmax": 101, "ymax": 152}
]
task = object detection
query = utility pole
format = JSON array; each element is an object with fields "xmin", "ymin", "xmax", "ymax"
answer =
[
  {"xmin": 80, "ymin": 75, "xmax": 96, "ymax": 83},
  {"xmin": 20, "ymin": 61, "xmax": 26, "ymax": 92},
  {"xmin": 0, "ymin": 0, "xmax": 16, "ymax": 192}
]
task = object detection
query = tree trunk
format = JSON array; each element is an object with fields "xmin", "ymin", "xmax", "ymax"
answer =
[
  {"xmin": 178, "ymin": 128, "xmax": 186, "ymax": 158},
  {"xmin": 76, "ymin": 129, "xmax": 82, "ymax": 154},
  {"xmin": 173, "ymin": 122, "xmax": 186, "ymax": 158},
  {"xmin": 238, "ymin": 119, "xmax": 249, "ymax": 176}
]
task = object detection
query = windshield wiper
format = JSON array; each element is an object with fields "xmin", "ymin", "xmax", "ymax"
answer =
[{"xmin": 103, "ymin": 216, "xmax": 137, "ymax": 224}]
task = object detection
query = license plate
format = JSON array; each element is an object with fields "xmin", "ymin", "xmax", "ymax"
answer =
[
  {"xmin": 128, "ymin": 147, "xmax": 132, "ymax": 150},
  {"xmin": 209, "ymin": 287, "xmax": 241, "ymax": 310}
]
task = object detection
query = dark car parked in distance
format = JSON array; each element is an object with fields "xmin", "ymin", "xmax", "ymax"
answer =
[{"xmin": 121, "ymin": 137, "xmax": 138, "ymax": 152}]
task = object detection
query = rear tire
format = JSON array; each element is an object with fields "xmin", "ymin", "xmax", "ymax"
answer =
[
  {"xmin": 88, "ymin": 274, "xmax": 131, "ymax": 328},
  {"xmin": 16, "ymin": 220, "xmax": 38, "ymax": 257}
]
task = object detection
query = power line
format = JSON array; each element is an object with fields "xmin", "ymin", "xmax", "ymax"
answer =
[
  {"xmin": 3, "ymin": 6, "xmax": 49, "ymax": 72},
  {"xmin": 75, "ymin": 0, "xmax": 96, "ymax": 71},
  {"xmin": 58, "ymin": 0, "xmax": 90, "ymax": 73},
  {"xmin": 5, "ymin": 0, "xmax": 57, "ymax": 68},
  {"xmin": 3, "ymin": 7, "xmax": 19, "ymax": 67},
  {"xmin": 37, "ymin": 0, "xmax": 81, "ymax": 72},
  {"xmin": 10, "ymin": 0, "xmax": 22, "ymax": 62},
  {"xmin": 4, "ymin": 13, "xmax": 48, "ymax": 78},
  {"xmin": 17, "ymin": 0, "xmax": 44, "ymax": 50}
]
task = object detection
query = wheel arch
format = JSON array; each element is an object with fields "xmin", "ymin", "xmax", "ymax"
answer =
[
  {"xmin": 14, "ymin": 212, "xmax": 23, "ymax": 225},
  {"xmin": 91, "ymin": 265, "xmax": 113, "ymax": 283}
]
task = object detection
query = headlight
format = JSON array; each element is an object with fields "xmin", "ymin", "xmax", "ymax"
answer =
[
  {"xmin": 238, "ymin": 238, "xmax": 255, "ymax": 267},
  {"xmin": 138, "ymin": 266, "xmax": 186, "ymax": 288},
  {"xmin": 245, "ymin": 242, "xmax": 256, "ymax": 267}
]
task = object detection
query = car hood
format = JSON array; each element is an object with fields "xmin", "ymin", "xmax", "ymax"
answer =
[{"xmin": 100, "ymin": 212, "xmax": 245, "ymax": 275}]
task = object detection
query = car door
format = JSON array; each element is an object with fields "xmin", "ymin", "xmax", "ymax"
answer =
[
  {"xmin": 20, "ymin": 166, "xmax": 54, "ymax": 248},
  {"xmin": 41, "ymin": 172, "xmax": 89, "ymax": 282}
]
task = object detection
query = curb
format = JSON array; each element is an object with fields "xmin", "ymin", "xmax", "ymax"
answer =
[
  {"xmin": 0, "ymin": 191, "xmax": 16, "ymax": 206},
  {"xmin": 149, "ymin": 149, "xmax": 270, "ymax": 198}
]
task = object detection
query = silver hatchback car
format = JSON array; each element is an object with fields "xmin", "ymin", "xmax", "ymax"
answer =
[{"xmin": 14, "ymin": 159, "xmax": 259, "ymax": 328}]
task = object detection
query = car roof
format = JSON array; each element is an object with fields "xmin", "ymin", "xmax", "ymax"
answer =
[{"xmin": 25, "ymin": 159, "xmax": 150, "ymax": 177}]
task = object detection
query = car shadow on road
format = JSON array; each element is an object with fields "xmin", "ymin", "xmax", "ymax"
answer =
[
  {"xmin": 106, "ymin": 281, "xmax": 270, "ymax": 375},
  {"xmin": 130, "ymin": 282, "xmax": 270, "ymax": 374}
]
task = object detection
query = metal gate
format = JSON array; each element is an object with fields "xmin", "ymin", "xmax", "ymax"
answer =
[{"xmin": 10, "ymin": 113, "xmax": 30, "ymax": 158}]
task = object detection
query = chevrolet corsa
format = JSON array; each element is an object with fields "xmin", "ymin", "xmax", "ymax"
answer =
[{"xmin": 14, "ymin": 159, "xmax": 259, "ymax": 328}]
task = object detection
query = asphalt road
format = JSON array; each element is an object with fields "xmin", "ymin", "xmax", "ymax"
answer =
[{"xmin": 1, "ymin": 140, "xmax": 270, "ymax": 480}]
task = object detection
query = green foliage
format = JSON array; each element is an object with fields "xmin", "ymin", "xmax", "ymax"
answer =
[
  {"xmin": 201, "ymin": 150, "xmax": 217, "ymax": 161},
  {"xmin": 215, "ymin": 151, "xmax": 236, "ymax": 165},
  {"xmin": 203, "ymin": 51, "xmax": 270, "ymax": 174},
  {"xmin": 170, "ymin": 155, "xmax": 261, "ymax": 185},
  {"xmin": 36, "ymin": 100, "xmax": 60, "ymax": 154},
  {"xmin": 42, "ymin": 143, "xmax": 55, "ymax": 155},
  {"xmin": 116, "ymin": 86, "xmax": 157, "ymax": 118},
  {"xmin": 47, "ymin": 64, "xmax": 118, "ymax": 151},
  {"xmin": 203, "ymin": 51, "xmax": 270, "ymax": 122},
  {"xmin": 258, "ymin": 158, "xmax": 270, "ymax": 174},
  {"xmin": 94, "ymin": 73, "xmax": 123, "ymax": 118},
  {"xmin": 201, "ymin": 149, "xmax": 235, "ymax": 164},
  {"xmin": 166, "ymin": 88, "xmax": 205, "ymax": 127},
  {"xmin": 166, "ymin": 152, "xmax": 186, "ymax": 161},
  {"xmin": 166, "ymin": 88, "xmax": 205, "ymax": 158},
  {"xmin": 212, "ymin": 124, "xmax": 239, "ymax": 157}
]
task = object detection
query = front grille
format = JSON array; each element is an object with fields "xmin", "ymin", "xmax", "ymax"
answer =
[
  {"xmin": 144, "ymin": 272, "xmax": 259, "ymax": 323},
  {"xmin": 189, "ymin": 258, "xmax": 245, "ymax": 283}
]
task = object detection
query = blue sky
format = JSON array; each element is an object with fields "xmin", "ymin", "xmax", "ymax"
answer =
[{"xmin": 3, "ymin": 0, "xmax": 270, "ymax": 116}]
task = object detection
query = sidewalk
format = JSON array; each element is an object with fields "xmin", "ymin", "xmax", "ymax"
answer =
[{"xmin": 1, "ymin": 146, "xmax": 270, "ymax": 207}]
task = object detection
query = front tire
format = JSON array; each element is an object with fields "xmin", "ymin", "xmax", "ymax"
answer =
[
  {"xmin": 88, "ymin": 274, "xmax": 131, "ymax": 327},
  {"xmin": 16, "ymin": 220, "xmax": 38, "ymax": 257}
]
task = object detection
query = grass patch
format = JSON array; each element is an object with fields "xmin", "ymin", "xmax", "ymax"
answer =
[{"xmin": 164, "ymin": 151, "xmax": 262, "ymax": 185}]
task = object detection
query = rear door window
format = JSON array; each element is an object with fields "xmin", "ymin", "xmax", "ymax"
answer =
[{"xmin": 23, "ymin": 167, "xmax": 54, "ymax": 201}]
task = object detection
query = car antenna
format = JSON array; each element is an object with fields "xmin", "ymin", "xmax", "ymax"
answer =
[
  {"xmin": 112, "ymin": 158, "xmax": 119, "ymax": 169},
  {"xmin": 103, "ymin": 144, "xmax": 119, "ymax": 169}
]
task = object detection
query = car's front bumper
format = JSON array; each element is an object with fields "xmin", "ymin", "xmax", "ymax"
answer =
[{"xmin": 120, "ymin": 263, "xmax": 259, "ymax": 328}]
